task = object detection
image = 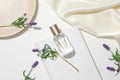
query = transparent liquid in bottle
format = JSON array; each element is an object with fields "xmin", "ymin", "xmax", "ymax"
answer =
[{"xmin": 54, "ymin": 33, "xmax": 75, "ymax": 58}]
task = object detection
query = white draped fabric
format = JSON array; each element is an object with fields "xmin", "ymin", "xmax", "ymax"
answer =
[{"xmin": 46, "ymin": 0, "xmax": 120, "ymax": 38}]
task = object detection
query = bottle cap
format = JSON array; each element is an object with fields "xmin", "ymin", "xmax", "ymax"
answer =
[{"xmin": 50, "ymin": 24, "xmax": 61, "ymax": 36}]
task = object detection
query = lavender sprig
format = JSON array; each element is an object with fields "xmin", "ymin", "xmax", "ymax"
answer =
[
  {"xmin": 103, "ymin": 44, "xmax": 120, "ymax": 75},
  {"xmin": 0, "ymin": 13, "xmax": 39, "ymax": 29},
  {"xmin": 11, "ymin": 13, "xmax": 27, "ymax": 28},
  {"xmin": 23, "ymin": 61, "xmax": 39, "ymax": 80},
  {"xmin": 32, "ymin": 44, "xmax": 79, "ymax": 72}
]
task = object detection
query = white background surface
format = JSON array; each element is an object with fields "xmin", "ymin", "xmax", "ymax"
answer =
[
  {"xmin": 0, "ymin": 0, "xmax": 120, "ymax": 80},
  {"xmin": 82, "ymin": 31, "xmax": 120, "ymax": 80}
]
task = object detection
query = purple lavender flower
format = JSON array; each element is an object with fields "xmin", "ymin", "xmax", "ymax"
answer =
[
  {"xmin": 107, "ymin": 66, "xmax": 116, "ymax": 72},
  {"xmin": 32, "ymin": 49, "xmax": 39, "ymax": 52},
  {"xmin": 103, "ymin": 44, "xmax": 110, "ymax": 50},
  {"xmin": 23, "ymin": 61, "xmax": 38, "ymax": 79},
  {"xmin": 32, "ymin": 61, "xmax": 39, "ymax": 68},
  {"xmin": 29, "ymin": 22, "xmax": 37, "ymax": 26}
]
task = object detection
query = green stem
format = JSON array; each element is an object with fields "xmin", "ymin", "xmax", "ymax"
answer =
[
  {"xmin": 0, "ymin": 23, "xmax": 29, "ymax": 28},
  {"xmin": 110, "ymin": 50, "xmax": 114, "ymax": 54},
  {"xmin": 0, "ymin": 25, "xmax": 11, "ymax": 28},
  {"xmin": 58, "ymin": 54, "xmax": 79, "ymax": 72},
  {"xmin": 27, "ymin": 68, "xmax": 33, "ymax": 77}
]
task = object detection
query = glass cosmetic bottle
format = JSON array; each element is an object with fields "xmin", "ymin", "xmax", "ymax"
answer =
[{"xmin": 50, "ymin": 24, "xmax": 75, "ymax": 58}]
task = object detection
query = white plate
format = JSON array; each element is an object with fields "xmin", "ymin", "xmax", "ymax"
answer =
[{"xmin": 0, "ymin": 0, "xmax": 37, "ymax": 37}]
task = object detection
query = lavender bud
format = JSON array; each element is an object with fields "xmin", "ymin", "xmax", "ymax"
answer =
[
  {"xmin": 29, "ymin": 22, "xmax": 37, "ymax": 26},
  {"xmin": 32, "ymin": 49, "xmax": 39, "ymax": 52},
  {"xmin": 107, "ymin": 67, "xmax": 116, "ymax": 72},
  {"xmin": 32, "ymin": 61, "xmax": 39, "ymax": 68},
  {"xmin": 103, "ymin": 44, "xmax": 110, "ymax": 50},
  {"xmin": 24, "ymin": 13, "xmax": 27, "ymax": 16}
]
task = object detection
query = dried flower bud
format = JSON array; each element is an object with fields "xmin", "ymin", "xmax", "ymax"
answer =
[
  {"xmin": 29, "ymin": 22, "xmax": 37, "ymax": 26},
  {"xmin": 107, "ymin": 66, "xmax": 116, "ymax": 72},
  {"xmin": 24, "ymin": 13, "xmax": 27, "ymax": 16},
  {"xmin": 103, "ymin": 44, "xmax": 110, "ymax": 50},
  {"xmin": 32, "ymin": 49, "xmax": 39, "ymax": 52},
  {"xmin": 32, "ymin": 61, "xmax": 39, "ymax": 68}
]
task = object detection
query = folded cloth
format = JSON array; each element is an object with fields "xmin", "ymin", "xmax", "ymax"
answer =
[{"xmin": 46, "ymin": 0, "xmax": 120, "ymax": 38}]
